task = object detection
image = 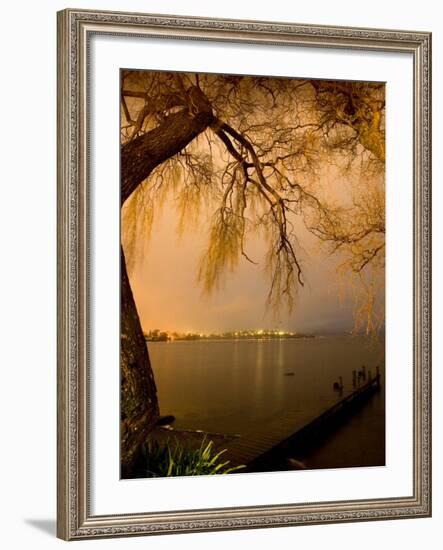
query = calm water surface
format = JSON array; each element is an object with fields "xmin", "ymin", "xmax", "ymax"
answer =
[{"xmin": 149, "ymin": 336, "xmax": 385, "ymax": 441}]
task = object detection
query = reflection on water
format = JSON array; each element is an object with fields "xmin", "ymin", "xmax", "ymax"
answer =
[{"xmin": 149, "ymin": 335, "xmax": 385, "ymax": 440}]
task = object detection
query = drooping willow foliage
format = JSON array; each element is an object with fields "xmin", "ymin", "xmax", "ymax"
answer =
[{"xmin": 121, "ymin": 70, "xmax": 385, "ymax": 331}]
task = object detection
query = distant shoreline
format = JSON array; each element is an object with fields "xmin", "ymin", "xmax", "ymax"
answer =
[
  {"xmin": 144, "ymin": 332, "xmax": 383, "ymax": 343},
  {"xmin": 145, "ymin": 334, "xmax": 316, "ymax": 342}
]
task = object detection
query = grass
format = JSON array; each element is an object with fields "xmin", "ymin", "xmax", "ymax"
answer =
[{"xmin": 139, "ymin": 437, "xmax": 245, "ymax": 477}]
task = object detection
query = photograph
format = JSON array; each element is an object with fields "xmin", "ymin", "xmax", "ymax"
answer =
[{"xmin": 120, "ymin": 69, "xmax": 386, "ymax": 479}]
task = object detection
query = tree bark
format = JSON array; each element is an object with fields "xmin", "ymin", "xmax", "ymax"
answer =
[
  {"xmin": 120, "ymin": 247, "xmax": 159, "ymax": 477},
  {"xmin": 120, "ymin": 87, "xmax": 214, "ymax": 476}
]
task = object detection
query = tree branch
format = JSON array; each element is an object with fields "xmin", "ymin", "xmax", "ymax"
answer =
[{"xmin": 121, "ymin": 87, "xmax": 214, "ymax": 204}]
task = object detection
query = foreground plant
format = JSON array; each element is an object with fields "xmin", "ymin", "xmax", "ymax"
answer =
[{"xmin": 139, "ymin": 438, "xmax": 245, "ymax": 477}]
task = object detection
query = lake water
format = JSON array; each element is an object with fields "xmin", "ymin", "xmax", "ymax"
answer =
[{"xmin": 149, "ymin": 335, "xmax": 385, "ymax": 462}]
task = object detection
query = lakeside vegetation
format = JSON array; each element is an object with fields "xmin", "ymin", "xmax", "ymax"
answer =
[
  {"xmin": 136, "ymin": 438, "xmax": 245, "ymax": 477},
  {"xmin": 144, "ymin": 328, "xmax": 315, "ymax": 342}
]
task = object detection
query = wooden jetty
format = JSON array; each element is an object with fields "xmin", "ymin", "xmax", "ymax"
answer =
[{"xmin": 223, "ymin": 373, "xmax": 381, "ymax": 470}]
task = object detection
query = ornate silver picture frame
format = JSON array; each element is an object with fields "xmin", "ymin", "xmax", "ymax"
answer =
[{"xmin": 57, "ymin": 8, "xmax": 431, "ymax": 540}]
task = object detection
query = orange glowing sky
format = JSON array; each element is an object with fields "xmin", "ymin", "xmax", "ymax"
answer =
[{"xmin": 125, "ymin": 181, "xmax": 366, "ymax": 335}]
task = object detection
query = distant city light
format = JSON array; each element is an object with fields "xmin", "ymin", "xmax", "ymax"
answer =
[{"xmin": 143, "ymin": 328, "xmax": 308, "ymax": 342}]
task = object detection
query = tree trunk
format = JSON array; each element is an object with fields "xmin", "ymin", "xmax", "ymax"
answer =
[
  {"xmin": 120, "ymin": 87, "xmax": 214, "ymax": 476},
  {"xmin": 120, "ymin": 247, "xmax": 159, "ymax": 477}
]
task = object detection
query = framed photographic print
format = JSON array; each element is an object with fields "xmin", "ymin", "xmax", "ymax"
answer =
[{"xmin": 57, "ymin": 8, "xmax": 431, "ymax": 540}]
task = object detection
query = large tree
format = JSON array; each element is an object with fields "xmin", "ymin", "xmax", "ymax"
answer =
[{"xmin": 120, "ymin": 71, "xmax": 385, "ymax": 475}]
